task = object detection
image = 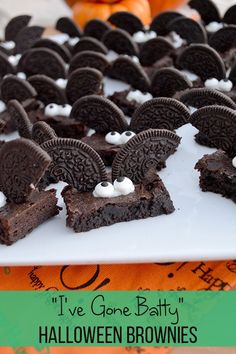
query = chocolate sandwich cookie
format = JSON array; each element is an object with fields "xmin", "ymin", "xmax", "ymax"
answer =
[
  {"xmin": 56, "ymin": 17, "xmax": 82, "ymax": 38},
  {"xmin": 139, "ymin": 37, "xmax": 174, "ymax": 67},
  {"xmin": 188, "ymin": 0, "xmax": 221, "ymax": 25},
  {"xmin": 5, "ymin": 15, "xmax": 31, "ymax": 42},
  {"xmin": 8, "ymin": 99, "xmax": 32, "ymax": 139},
  {"xmin": 66, "ymin": 67, "xmax": 103, "ymax": 104},
  {"xmin": 32, "ymin": 121, "xmax": 57, "ymax": 145},
  {"xmin": 0, "ymin": 75, "xmax": 36, "ymax": 103},
  {"xmin": 150, "ymin": 11, "xmax": 183, "ymax": 35},
  {"xmin": 130, "ymin": 97, "xmax": 190, "ymax": 133},
  {"xmin": 209, "ymin": 26, "xmax": 236, "ymax": 54},
  {"xmin": 108, "ymin": 11, "xmax": 144, "ymax": 35},
  {"xmin": 14, "ymin": 26, "xmax": 44, "ymax": 54},
  {"xmin": 68, "ymin": 50, "xmax": 110, "ymax": 74},
  {"xmin": 151, "ymin": 68, "xmax": 192, "ymax": 97},
  {"xmin": 108, "ymin": 56, "xmax": 151, "ymax": 92},
  {"xmin": 33, "ymin": 38, "xmax": 71, "ymax": 63},
  {"xmin": 102, "ymin": 29, "xmax": 139, "ymax": 56},
  {"xmin": 223, "ymin": 5, "xmax": 236, "ymax": 25},
  {"xmin": 84, "ymin": 19, "xmax": 111, "ymax": 40},
  {"xmin": 0, "ymin": 51, "xmax": 15, "ymax": 79},
  {"xmin": 168, "ymin": 17, "xmax": 207, "ymax": 44},
  {"xmin": 72, "ymin": 37, "xmax": 108, "ymax": 56}
]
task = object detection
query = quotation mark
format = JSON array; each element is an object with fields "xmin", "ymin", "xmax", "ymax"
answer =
[
  {"xmin": 51, "ymin": 296, "xmax": 68, "ymax": 304},
  {"xmin": 179, "ymin": 297, "xmax": 184, "ymax": 304}
]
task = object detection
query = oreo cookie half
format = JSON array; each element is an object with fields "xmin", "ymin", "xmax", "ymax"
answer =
[
  {"xmin": 33, "ymin": 38, "xmax": 71, "ymax": 62},
  {"xmin": 7, "ymin": 100, "xmax": 32, "ymax": 138},
  {"xmin": 108, "ymin": 56, "xmax": 151, "ymax": 92},
  {"xmin": 209, "ymin": 26, "xmax": 236, "ymax": 53},
  {"xmin": 0, "ymin": 75, "xmax": 36, "ymax": 103},
  {"xmin": 0, "ymin": 138, "xmax": 51, "ymax": 203},
  {"xmin": 223, "ymin": 5, "xmax": 236, "ymax": 25},
  {"xmin": 28, "ymin": 74, "xmax": 67, "ymax": 106},
  {"xmin": 190, "ymin": 106, "xmax": 236, "ymax": 156},
  {"xmin": 69, "ymin": 50, "xmax": 110, "ymax": 74},
  {"xmin": 18, "ymin": 48, "xmax": 66, "ymax": 79},
  {"xmin": 70, "ymin": 95, "xmax": 128, "ymax": 133},
  {"xmin": 139, "ymin": 37, "xmax": 174, "ymax": 67},
  {"xmin": 177, "ymin": 44, "xmax": 226, "ymax": 81},
  {"xmin": 14, "ymin": 26, "xmax": 44, "ymax": 54},
  {"xmin": 150, "ymin": 11, "xmax": 183, "ymax": 35},
  {"xmin": 112, "ymin": 129, "xmax": 181, "ymax": 183},
  {"xmin": 151, "ymin": 68, "xmax": 192, "ymax": 97},
  {"xmin": 102, "ymin": 29, "xmax": 139, "ymax": 56},
  {"xmin": 72, "ymin": 37, "xmax": 108, "ymax": 56},
  {"xmin": 32, "ymin": 121, "xmax": 57, "ymax": 145},
  {"xmin": 188, "ymin": 0, "xmax": 221, "ymax": 25},
  {"xmin": 130, "ymin": 98, "xmax": 190, "ymax": 133},
  {"xmin": 179, "ymin": 88, "xmax": 236, "ymax": 109},
  {"xmin": 5, "ymin": 15, "xmax": 31, "ymax": 42},
  {"xmin": 84, "ymin": 19, "xmax": 111, "ymax": 40},
  {"xmin": 66, "ymin": 68, "xmax": 103, "ymax": 105},
  {"xmin": 168, "ymin": 17, "xmax": 207, "ymax": 44},
  {"xmin": 0, "ymin": 51, "xmax": 15, "ymax": 79},
  {"xmin": 56, "ymin": 17, "xmax": 82, "ymax": 38},
  {"xmin": 41, "ymin": 138, "xmax": 108, "ymax": 191},
  {"xmin": 108, "ymin": 11, "xmax": 144, "ymax": 35}
]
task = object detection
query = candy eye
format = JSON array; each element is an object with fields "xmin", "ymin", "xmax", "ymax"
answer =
[
  {"xmin": 114, "ymin": 176, "xmax": 135, "ymax": 196},
  {"xmin": 45, "ymin": 104, "xmax": 60, "ymax": 117},
  {"xmin": 105, "ymin": 131, "xmax": 121, "ymax": 145},
  {"xmin": 218, "ymin": 79, "xmax": 233, "ymax": 93},
  {"xmin": 93, "ymin": 181, "xmax": 115, "ymax": 198},
  {"xmin": 56, "ymin": 78, "xmax": 68, "ymax": 89},
  {"xmin": 59, "ymin": 104, "xmax": 72, "ymax": 116},
  {"xmin": 120, "ymin": 131, "xmax": 136, "ymax": 144},
  {"xmin": 204, "ymin": 78, "xmax": 219, "ymax": 89},
  {"xmin": 232, "ymin": 157, "xmax": 236, "ymax": 168}
]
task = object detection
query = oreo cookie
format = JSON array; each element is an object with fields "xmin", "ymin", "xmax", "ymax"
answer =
[
  {"xmin": 108, "ymin": 56, "xmax": 150, "ymax": 92},
  {"xmin": 72, "ymin": 37, "xmax": 108, "ymax": 56},
  {"xmin": 177, "ymin": 44, "xmax": 226, "ymax": 81},
  {"xmin": 150, "ymin": 11, "xmax": 183, "ymax": 35},
  {"xmin": 32, "ymin": 121, "xmax": 57, "ymax": 145},
  {"xmin": 28, "ymin": 75, "xmax": 67, "ymax": 106},
  {"xmin": 56, "ymin": 17, "xmax": 82, "ymax": 38},
  {"xmin": 70, "ymin": 95, "xmax": 128, "ymax": 133},
  {"xmin": 41, "ymin": 138, "xmax": 108, "ymax": 191},
  {"xmin": 18, "ymin": 48, "xmax": 66, "ymax": 79},
  {"xmin": 7, "ymin": 100, "xmax": 32, "ymax": 138},
  {"xmin": 130, "ymin": 98, "xmax": 190, "ymax": 133},
  {"xmin": 139, "ymin": 37, "xmax": 174, "ymax": 67},
  {"xmin": 0, "ymin": 75, "xmax": 36, "ymax": 103},
  {"xmin": 66, "ymin": 68, "xmax": 103, "ymax": 104},
  {"xmin": 180, "ymin": 88, "xmax": 236, "ymax": 109},
  {"xmin": 112, "ymin": 129, "xmax": 181, "ymax": 183},
  {"xmin": 223, "ymin": 5, "xmax": 236, "ymax": 25},
  {"xmin": 151, "ymin": 68, "xmax": 192, "ymax": 97},
  {"xmin": 14, "ymin": 26, "xmax": 44, "ymax": 54},
  {"xmin": 102, "ymin": 29, "xmax": 139, "ymax": 56},
  {"xmin": 188, "ymin": 0, "xmax": 221, "ymax": 25},
  {"xmin": 0, "ymin": 138, "xmax": 51, "ymax": 203},
  {"xmin": 0, "ymin": 51, "xmax": 15, "ymax": 79},
  {"xmin": 209, "ymin": 26, "xmax": 236, "ymax": 53},
  {"xmin": 5, "ymin": 15, "xmax": 31, "ymax": 42},
  {"xmin": 69, "ymin": 50, "xmax": 110, "ymax": 74},
  {"xmin": 33, "ymin": 38, "xmax": 71, "ymax": 62},
  {"xmin": 229, "ymin": 63, "xmax": 236, "ymax": 86},
  {"xmin": 108, "ymin": 11, "xmax": 144, "ymax": 35},
  {"xmin": 190, "ymin": 105, "xmax": 236, "ymax": 156},
  {"xmin": 168, "ymin": 17, "xmax": 207, "ymax": 44},
  {"xmin": 84, "ymin": 19, "xmax": 111, "ymax": 40}
]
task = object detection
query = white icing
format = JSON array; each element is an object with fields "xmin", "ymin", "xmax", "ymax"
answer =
[
  {"xmin": 105, "ymin": 131, "xmax": 121, "ymax": 145},
  {"xmin": 0, "ymin": 192, "xmax": 6, "ymax": 208},
  {"xmin": 126, "ymin": 90, "xmax": 153, "ymax": 104},
  {"xmin": 232, "ymin": 157, "xmax": 236, "ymax": 168},
  {"xmin": 204, "ymin": 78, "xmax": 219, "ymax": 90},
  {"xmin": 59, "ymin": 104, "xmax": 72, "ymax": 116},
  {"xmin": 181, "ymin": 70, "xmax": 199, "ymax": 82},
  {"xmin": 0, "ymin": 100, "xmax": 6, "ymax": 113},
  {"xmin": 113, "ymin": 177, "xmax": 135, "ymax": 196},
  {"xmin": 205, "ymin": 22, "xmax": 224, "ymax": 33},
  {"xmin": 45, "ymin": 104, "xmax": 60, "ymax": 117},
  {"xmin": 106, "ymin": 50, "xmax": 119, "ymax": 61},
  {"xmin": 16, "ymin": 72, "xmax": 26, "ymax": 80},
  {"xmin": 0, "ymin": 41, "xmax": 15, "ymax": 50},
  {"xmin": 8, "ymin": 54, "xmax": 21, "ymax": 66},
  {"xmin": 120, "ymin": 131, "xmax": 136, "ymax": 144},
  {"xmin": 56, "ymin": 78, "xmax": 68, "ymax": 89},
  {"xmin": 133, "ymin": 31, "xmax": 156, "ymax": 43},
  {"xmin": 169, "ymin": 31, "xmax": 185, "ymax": 49},
  {"xmin": 93, "ymin": 182, "xmax": 116, "ymax": 198},
  {"xmin": 49, "ymin": 33, "xmax": 69, "ymax": 45},
  {"xmin": 123, "ymin": 54, "xmax": 140, "ymax": 64},
  {"xmin": 189, "ymin": 106, "xmax": 197, "ymax": 114},
  {"xmin": 68, "ymin": 37, "xmax": 80, "ymax": 46},
  {"xmin": 204, "ymin": 78, "xmax": 233, "ymax": 92}
]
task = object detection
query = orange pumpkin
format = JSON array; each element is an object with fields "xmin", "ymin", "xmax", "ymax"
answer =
[
  {"xmin": 148, "ymin": 0, "xmax": 186, "ymax": 17},
  {"xmin": 71, "ymin": 0, "xmax": 151, "ymax": 28}
]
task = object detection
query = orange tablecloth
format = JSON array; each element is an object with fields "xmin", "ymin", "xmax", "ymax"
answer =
[{"xmin": 1, "ymin": 260, "xmax": 236, "ymax": 353}]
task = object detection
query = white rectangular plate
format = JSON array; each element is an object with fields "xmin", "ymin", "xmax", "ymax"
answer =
[{"xmin": 0, "ymin": 77, "xmax": 236, "ymax": 266}]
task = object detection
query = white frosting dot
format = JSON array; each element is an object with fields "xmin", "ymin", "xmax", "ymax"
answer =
[
  {"xmin": 8, "ymin": 54, "xmax": 21, "ymax": 66},
  {"xmin": 181, "ymin": 70, "xmax": 199, "ymax": 82},
  {"xmin": 0, "ymin": 41, "xmax": 15, "ymax": 50},
  {"xmin": 55, "ymin": 78, "xmax": 68, "ymax": 89},
  {"xmin": 114, "ymin": 177, "xmax": 135, "ymax": 196},
  {"xmin": 0, "ymin": 100, "xmax": 6, "ymax": 113},
  {"xmin": 0, "ymin": 192, "xmax": 6, "ymax": 208},
  {"xmin": 93, "ymin": 182, "xmax": 115, "ymax": 198},
  {"xmin": 133, "ymin": 31, "xmax": 156, "ymax": 43},
  {"xmin": 169, "ymin": 31, "xmax": 185, "ymax": 49},
  {"xmin": 218, "ymin": 79, "xmax": 233, "ymax": 92},
  {"xmin": 68, "ymin": 37, "xmax": 80, "ymax": 46},
  {"xmin": 16, "ymin": 72, "xmax": 26, "ymax": 80},
  {"xmin": 126, "ymin": 90, "xmax": 153, "ymax": 104},
  {"xmin": 205, "ymin": 22, "xmax": 224, "ymax": 33},
  {"xmin": 59, "ymin": 104, "xmax": 72, "ymax": 116},
  {"xmin": 204, "ymin": 78, "xmax": 219, "ymax": 90},
  {"xmin": 120, "ymin": 131, "xmax": 135, "ymax": 144},
  {"xmin": 232, "ymin": 157, "xmax": 236, "ymax": 168},
  {"xmin": 45, "ymin": 103, "xmax": 60, "ymax": 117},
  {"xmin": 105, "ymin": 131, "xmax": 121, "ymax": 145}
]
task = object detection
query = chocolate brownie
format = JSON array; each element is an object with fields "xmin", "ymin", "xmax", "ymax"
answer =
[
  {"xmin": 62, "ymin": 171, "xmax": 174, "ymax": 233},
  {"xmin": 195, "ymin": 150, "xmax": 236, "ymax": 203},
  {"xmin": 108, "ymin": 89, "xmax": 141, "ymax": 116}
]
